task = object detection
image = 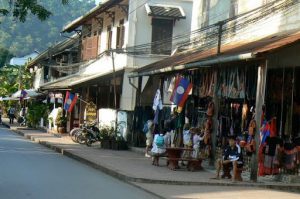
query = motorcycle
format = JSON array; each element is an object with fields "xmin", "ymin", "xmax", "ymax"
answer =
[
  {"xmin": 84, "ymin": 123, "xmax": 100, "ymax": 146},
  {"xmin": 69, "ymin": 123, "xmax": 100, "ymax": 146}
]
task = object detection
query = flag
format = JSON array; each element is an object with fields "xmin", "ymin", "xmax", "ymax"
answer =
[
  {"xmin": 64, "ymin": 91, "xmax": 78, "ymax": 112},
  {"xmin": 170, "ymin": 76, "xmax": 193, "ymax": 112}
]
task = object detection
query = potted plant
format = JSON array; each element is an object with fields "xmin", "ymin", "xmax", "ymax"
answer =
[
  {"xmin": 99, "ymin": 126, "xmax": 113, "ymax": 149},
  {"xmin": 55, "ymin": 108, "xmax": 67, "ymax": 133},
  {"xmin": 111, "ymin": 129, "xmax": 128, "ymax": 150}
]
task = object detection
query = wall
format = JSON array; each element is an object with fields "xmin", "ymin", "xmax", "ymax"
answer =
[
  {"xmin": 33, "ymin": 68, "xmax": 44, "ymax": 89},
  {"xmin": 79, "ymin": 0, "xmax": 193, "ymax": 111},
  {"xmin": 191, "ymin": 0, "xmax": 300, "ymax": 48},
  {"xmin": 127, "ymin": 0, "xmax": 193, "ymax": 68}
]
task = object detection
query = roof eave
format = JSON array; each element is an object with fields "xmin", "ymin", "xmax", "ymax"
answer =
[{"xmin": 62, "ymin": 0, "xmax": 124, "ymax": 33}]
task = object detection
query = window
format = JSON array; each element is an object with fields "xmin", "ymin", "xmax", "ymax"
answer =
[
  {"xmin": 107, "ymin": 25, "xmax": 113, "ymax": 50},
  {"xmin": 151, "ymin": 18, "xmax": 173, "ymax": 55},
  {"xmin": 228, "ymin": 0, "xmax": 238, "ymax": 33},
  {"xmin": 201, "ymin": 0, "xmax": 210, "ymax": 28},
  {"xmin": 81, "ymin": 35, "xmax": 99, "ymax": 61},
  {"xmin": 229, "ymin": 0, "xmax": 238, "ymax": 18},
  {"xmin": 116, "ymin": 19, "xmax": 125, "ymax": 49}
]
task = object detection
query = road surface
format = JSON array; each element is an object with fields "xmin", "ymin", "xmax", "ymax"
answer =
[{"xmin": 0, "ymin": 127, "xmax": 157, "ymax": 199}]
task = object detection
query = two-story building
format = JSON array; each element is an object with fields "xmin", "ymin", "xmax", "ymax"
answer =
[{"xmin": 29, "ymin": 0, "xmax": 193, "ymax": 136}]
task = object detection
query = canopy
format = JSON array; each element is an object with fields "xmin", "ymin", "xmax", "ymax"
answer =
[
  {"xmin": 11, "ymin": 89, "xmax": 41, "ymax": 98},
  {"xmin": 0, "ymin": 97, "xmax": 20, "ymax": 101}
]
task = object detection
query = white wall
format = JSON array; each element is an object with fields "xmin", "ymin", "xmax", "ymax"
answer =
[
  {"xmin": 79, "ymin": 0, "xmax": 193, "ymax": 111},
  {"xmin": 192, "ymin": 0, "xmax": 300, "ymax": 47},
  {"xmin": 33, "ymin": 68, "xmax": 44, "ymax": 89},
  {"xmin": 127, "ymin": 0, "xmax": 194, "ymax": 68}
]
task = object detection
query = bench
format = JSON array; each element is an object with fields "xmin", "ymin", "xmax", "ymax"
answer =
[
  {"xmin": 222, "ymin": 163, "xmax": 243, "ymax": 181},
  {"xmin": 167, "ymin": 157, "xmax": 203, "ymax": 171}
]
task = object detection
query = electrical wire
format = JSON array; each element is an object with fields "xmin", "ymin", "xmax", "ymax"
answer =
[{"xmin": 49, "ymin": 0, "xmax": 300, "ymax": 73}]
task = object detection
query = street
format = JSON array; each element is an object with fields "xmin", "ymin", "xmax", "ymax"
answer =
[{"xmin": 0, "ymin": 127, "xmax": 157, "ymax": 199}]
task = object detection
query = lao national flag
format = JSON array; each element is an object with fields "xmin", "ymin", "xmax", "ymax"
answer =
[
  {"xmin": 170, "ymin": 77, "xmax": 192, "ymax": 109},
  {"xmin": 64, "ymin": 91, "xmax": 78, "ymax": 112}
]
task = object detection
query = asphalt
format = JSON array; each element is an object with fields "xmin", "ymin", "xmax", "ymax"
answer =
[
  {"xmin": 0, "ymin": 126, "xmax": 159, "ymax": 199},
  {"xmin": 2, "ymin": 118, "xmax": 300, "ymax": 194}
]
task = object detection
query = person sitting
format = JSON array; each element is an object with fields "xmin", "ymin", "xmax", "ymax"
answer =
[{"xmin": 215, "ymin": 136, "xmax": 243, "ymax": 181}]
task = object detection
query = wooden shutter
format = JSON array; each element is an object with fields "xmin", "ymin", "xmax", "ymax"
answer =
[
  {"xmin": 151, "ymin": 19, "xmax": 173, "ymax": 55},
  {"xmin": 81, "ymin": 35, "xmax": 98, "ymax": 61},
  {"xmin": 107, "ymin": 26, "xmax": 112, "ymax": 50},
  {"xmin": 116, "ymin": 26, "xmax": 121, "ymax": 48}
]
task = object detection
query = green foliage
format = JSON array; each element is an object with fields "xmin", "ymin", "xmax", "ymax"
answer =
[
  {"xmin": 0, "ymin": 0, "xmax": 95, "ymax": 56},
  {"xmin": 0, "ymin": 48, "xmax": 14, "ymax": 67},
  {"xmin": 0, "ymin": 65, "xmax": 32, "ymax": 97},
  {"xmin": 0, "ymin": 0, "xmax": 69, "ymax": 23},
  {"xmin": 55, "ymin": 108, "xmax": 67, "ymax": 127},
  {"xmin": 26, "ymin": 102, "xmax": 49, "ymax": 127}
]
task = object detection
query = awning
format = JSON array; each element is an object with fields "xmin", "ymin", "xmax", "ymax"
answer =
[
  {"xmin": 27, "ymin": 34, "xmax": 79, "ymax": 69},
  {"xmin": 130, "ymin": 31, "xmax": 300, "ymax": 77},
  {"xmin": 145, "ymin": 3, "xmax": 185, "ymax": 19},
  {"xmin": 11, "ymin": 89, "xmax": 42, "ymax": 98},
  {"xmin": 0, "ymin": 97, "xmax": 20, "ymax": 101},
  {"xmin": 40, "ymin": 68, "xmax": 124, "ymax": 91}
]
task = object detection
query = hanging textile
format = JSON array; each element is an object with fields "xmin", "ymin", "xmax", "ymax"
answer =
[
  {"xmin": 153, "ymin": 89, "xmax": 163, "ymax": 111},
  {"xmin": 217, "ymin": 67, "xmax": 247, "ymax": 99}
]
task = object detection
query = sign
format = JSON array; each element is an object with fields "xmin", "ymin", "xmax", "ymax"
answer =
[{"xmin": 86, "ymin": 102, "xmax": 97, "ymax": 123}]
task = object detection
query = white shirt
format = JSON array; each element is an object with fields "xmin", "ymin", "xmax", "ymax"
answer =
[
  {"xmin": 193, "ymin": 134, "xmax": 204, "ymax": 148},
  {"xmin": 151, "ymin": 134, "xmax": 167, "ymax": 154},
  {"xmin": 183, "ymin": 130, "xmax": 191, "ymax": 145}
]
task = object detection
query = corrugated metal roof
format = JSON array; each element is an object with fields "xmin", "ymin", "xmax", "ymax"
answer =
[
  {"xmin": 62, "ymin": 0, "xmax": 124, "ymax": 33},
  {"xmin": 27, "ymin": 34, "xmax": 79, "ymax": 68},
  {"xmin": 145, "ymin": 4, "xmax": 185, "ymax": 19},
  {"xmin": 135, "ymin": 31, "xmax": 300, "ymax": 74},
  {"xmin": 40, "ymin": 68, "xmax": 124, "ymax": 90}
]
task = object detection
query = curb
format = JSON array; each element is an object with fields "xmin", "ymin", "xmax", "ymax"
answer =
[{"xmin": 5, "ymin": 126, "xmax": 300, "ymax": 194}]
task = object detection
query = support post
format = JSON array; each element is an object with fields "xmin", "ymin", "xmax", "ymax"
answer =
[
  {"xmin": 251, "ymin": 61, "xmax": 268, "ymax": 181},
  {"xmin": 111, "ymin": 51, "xmax": 118, "ymax": 129},
  {"xmin": 211, "ymin": 68, "xmax": 219, "ymax": 166}
]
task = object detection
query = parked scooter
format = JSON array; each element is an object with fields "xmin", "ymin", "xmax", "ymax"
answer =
[
  {"xmin": 85, "ymin": 123, "xmax": 100, "ymax": 146},
  {"xmin": 69, "ymin": 122, "xmax": 100, "ymax": 146}
]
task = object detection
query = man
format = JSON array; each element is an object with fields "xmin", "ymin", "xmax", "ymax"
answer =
[{"xmin": 215, "ymin": 136, "xmax": 243, "ymax": 181}]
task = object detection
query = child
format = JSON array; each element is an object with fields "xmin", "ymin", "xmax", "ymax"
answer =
[
  {"xmin": 182, "ymin": 124, "xmax": 192, "ymax": 165},
  {"xmin": 151, "ymin": 131, "xmax": 166, "ymax": 166},
  {"xmin": 144, "ymin": 120, "xmax": 154, "ymax": 157},
  {"xmin": 192, "ymin": 128, "xmax": 204, "ymax": 159}
]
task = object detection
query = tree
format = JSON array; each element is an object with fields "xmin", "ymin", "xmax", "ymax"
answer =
[
  {"xmin": 0, "ymin": 48, "xmax": 14, "ymax": 67},
  {"xmin": 0, "ymin": 65, "xmax": 32, "ymax": 97},
  {"xmin": 0, "ymin": 0, "xmax": 95, "ymax": 56},
  {"xmin": 0, "ymin": 0, "xmax": 69, "ymax": 22}
]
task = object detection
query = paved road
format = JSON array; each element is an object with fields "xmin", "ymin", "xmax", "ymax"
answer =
[{"xmin": 0, "ymin": 127, "xmax": 158, "ymax": 199}]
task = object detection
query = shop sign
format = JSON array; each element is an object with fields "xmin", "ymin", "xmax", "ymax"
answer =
[{"xmin": 86, "ymin": 102, "xmax": 97, "ymax": 123}]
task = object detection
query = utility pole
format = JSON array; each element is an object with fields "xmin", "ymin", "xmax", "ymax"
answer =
[{"xmin": 217, "ymin": 21, "xmax": 224, "ymax": 55}]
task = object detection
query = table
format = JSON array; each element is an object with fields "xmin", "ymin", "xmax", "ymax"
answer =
[{"xmin": 166, "ymin": 147, "xmax": 194, "ymax": 170}]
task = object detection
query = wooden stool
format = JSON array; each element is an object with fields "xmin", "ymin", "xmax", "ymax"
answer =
[{"xmin": 222, "ymin": 163, "xmax": 243, "ymax": 181}]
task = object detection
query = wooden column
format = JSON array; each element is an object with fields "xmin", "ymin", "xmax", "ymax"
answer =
[
  {"xmin": 211, "ymin": 68, "xmax": 219, "ymax": 165},
  {"xmin": 251, "ymin": 61, "xmax": 268, "ymax": 181}
]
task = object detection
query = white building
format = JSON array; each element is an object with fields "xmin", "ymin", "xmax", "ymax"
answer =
[{"xmin": 28, "ymin": 0, "xmax": 193, "ymax": 131}]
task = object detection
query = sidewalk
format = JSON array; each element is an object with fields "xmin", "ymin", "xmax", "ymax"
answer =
[{"xmin": 1, "ymin": 118, "xmax": 300, "ymax": 193}]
